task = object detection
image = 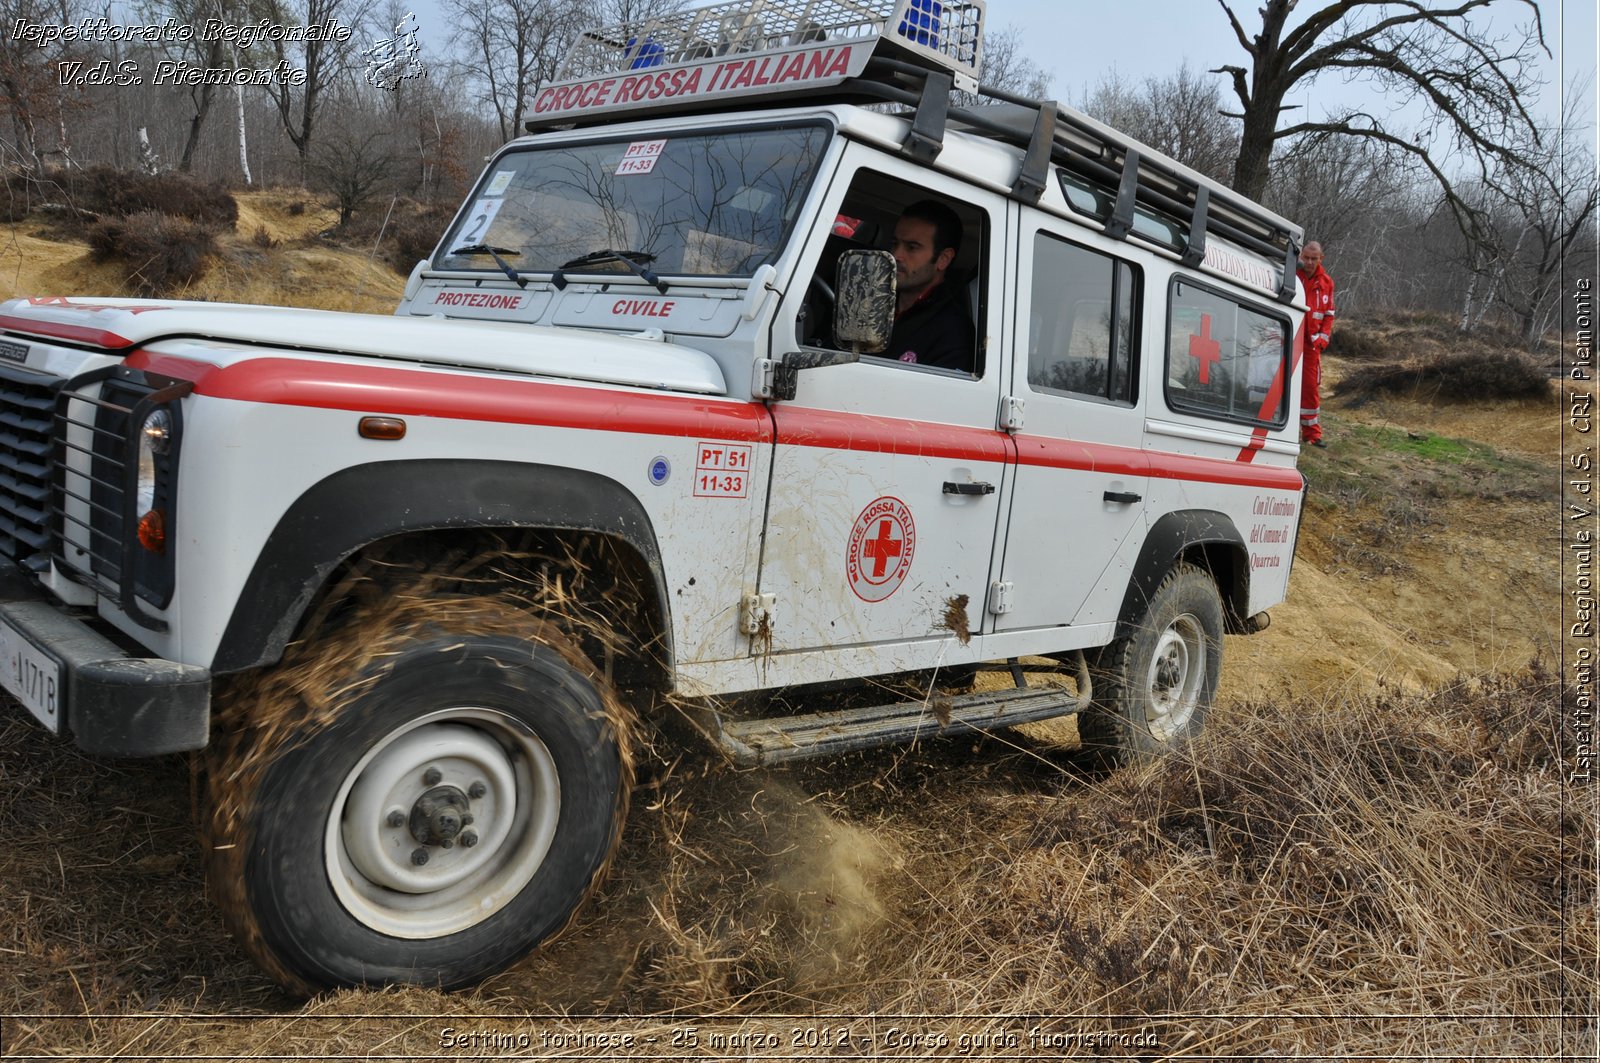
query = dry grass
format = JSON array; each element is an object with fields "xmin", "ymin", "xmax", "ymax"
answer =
[{"xmin": 2, "ymin": 664, "xmax": 1591, "ymax": 1056}]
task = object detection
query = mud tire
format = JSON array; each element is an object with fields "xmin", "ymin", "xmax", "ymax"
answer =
[
  {"xmin": 206, "ymin": 602, "xmax": 628, "ymax": 993},
  {"xmin": 1079, "ymin": 564, "xmax": 1222, "ymax": 766}
]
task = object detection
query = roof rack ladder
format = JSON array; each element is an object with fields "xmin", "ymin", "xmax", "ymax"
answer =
[
  {"xmin": 1278, "ymin": 241, "xmax": 1300, "ymax": 304},
  {"xmin": 1009, "ymin": 99, "xmax": 1058, "ymax": 203},
  {"xmin": 901, "ymin": 68, "xmax": 952, "ymax": 162},
  {"xmin": 1181, "ymin": 186, "xmax": 1209, "ymax": 268},
  {"xmin": 1102, "ymin": 149, "xmax": 1140, "ymax": 241}
]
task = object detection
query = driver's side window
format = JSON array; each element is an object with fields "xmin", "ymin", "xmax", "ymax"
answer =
[{"xmin": 800, "ymin": 170, "xmax": 988, "ymax": 377}]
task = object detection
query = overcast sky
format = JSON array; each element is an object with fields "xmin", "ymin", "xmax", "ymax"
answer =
[
  {"xmin": 993, "ymin": 0, "xmax": 1596, "ymax": 134},
  {"xmin": 401, "ymin": 0, "xmax": 1596, "ymax": 141}
]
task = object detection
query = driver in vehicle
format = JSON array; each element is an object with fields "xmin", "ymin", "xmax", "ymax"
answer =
[{"xmin": 886, "ymin": 199, "xmax": 975, "ymax": 371}]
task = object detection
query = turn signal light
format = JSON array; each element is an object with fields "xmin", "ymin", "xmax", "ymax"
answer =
[
  {"xmin": 137, "ymin": 509, "xmax": 166, "ymax": 554},
  {"xmin": 359, "ymin": 416, "xmax": 407, "ymax": 440}
]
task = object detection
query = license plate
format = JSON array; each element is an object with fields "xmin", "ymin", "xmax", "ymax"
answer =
[{"xmin": 0, "ymin": 617, "xmax": 62, "ymax": 733}]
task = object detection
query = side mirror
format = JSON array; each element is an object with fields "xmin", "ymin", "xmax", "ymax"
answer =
[{"xmin": 834, "ymin": 249, "xmax": 896, "ymax": 353}]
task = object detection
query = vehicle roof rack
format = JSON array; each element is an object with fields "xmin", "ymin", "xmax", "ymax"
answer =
[
  {"xmin": 528, "ymin": 0, "xmax": 983, "ymax": 125},
  {"xmin": 939, "ymin": 86, "xmax": 1302, "ymax": 303},
  {"xmin": 525, "ymin": 0, "xmax": 1300, "ymax": 303}
]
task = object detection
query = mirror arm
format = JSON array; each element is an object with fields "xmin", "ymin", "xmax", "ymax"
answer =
[
  {"xmin": 761, "ymin": 347, "xmax": 861, "ymax": 402},
  {"xmin": 785, "ymin": 348, "xmax": 861, "ymax": 372}
]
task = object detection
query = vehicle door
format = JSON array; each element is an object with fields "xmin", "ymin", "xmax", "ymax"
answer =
[
  {"xmin": 757, "ymin": 159, "xmax": 1011, "ymax": 658},
  {"xmin": 992, "ymin": 219, "xmax": 1150, "ymax": 632}
]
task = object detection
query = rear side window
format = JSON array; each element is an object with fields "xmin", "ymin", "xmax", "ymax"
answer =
[
  {"xmin": 1027, "ymin": 232, "xmax": 1138, "ymax": 403},
  {"xmin": 1165, "ymin": 279, "xmax": 1290, "ymax": 427}
]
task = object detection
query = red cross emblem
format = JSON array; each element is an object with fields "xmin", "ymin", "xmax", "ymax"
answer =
[
  {"xmin": 863, "ymin": 519, "xmax": 903, "ymax": 577},
  {"xmin": 846, "ymin": 496, "xmax": 916, "ymax": 602},
  {"xmin": 1188, "ymin": 313, "xmax": 1223, "ymax": 385}
]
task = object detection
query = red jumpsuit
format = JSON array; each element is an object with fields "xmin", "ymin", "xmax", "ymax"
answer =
[{"xmin": 1297, "ymin": 263, "xmax": 1335, "ymax": 444}]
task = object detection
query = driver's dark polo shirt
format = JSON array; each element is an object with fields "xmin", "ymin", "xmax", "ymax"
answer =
[{"xmin": 886, "ymin": 280, "xmax": 975, "ymax": 372}]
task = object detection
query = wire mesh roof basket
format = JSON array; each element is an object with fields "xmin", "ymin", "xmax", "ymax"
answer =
[{"xmin": 555, "ymin": 0, "xmax": 984, "ymax": 89}]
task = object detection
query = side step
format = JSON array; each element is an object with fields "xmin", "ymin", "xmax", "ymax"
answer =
[{"xmin": 714, "ymin": 680, "xmax": 1087, "ymax": 768}]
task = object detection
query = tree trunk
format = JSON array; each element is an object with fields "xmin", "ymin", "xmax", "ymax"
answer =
[
  {"xmin": 235, "ymin": 84, "xmax": 251, "ymax": 185},
  {"xmin": 136, "ymin": 126, "xmax": 160, "ymax": 174},
  {"xmin": 178, "ymin": 85, "xmax": 216, "ymax": 172},
  {"xmin": 1232, "ymin": 108, "xmax": 1278, "ymax": 200}
]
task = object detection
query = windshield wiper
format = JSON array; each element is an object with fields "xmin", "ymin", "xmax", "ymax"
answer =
[
  {"xmin": 446, "ymin": 243, "xmax": 528, "ymax": 289},
  {"xmin": 552, "ymin": 249, "xmax": 668, "ymax": 294}
]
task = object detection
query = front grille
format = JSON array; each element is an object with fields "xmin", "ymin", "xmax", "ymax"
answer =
[{"xmin": 0, "ymin": 363, "xmax": 64, "ymax": 563}]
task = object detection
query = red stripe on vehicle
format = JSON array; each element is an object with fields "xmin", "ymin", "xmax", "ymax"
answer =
[
  {"xmin": 0, "ymin": 314, "xmax": 133, "ymax": 349},
  {"xmin": 773, "ymin": 406, "xmax": 1011, "ymax": 462},
  {"xmin": 136, "ymin": 355, "xmax": 774, "ymax": 442},
  {"xmin": 1016, "ymin": 434, "xmax": 1302, "ymax": 491},
  {"xmin": 125, "ymin": 351, "xmax": 221, "ymax": 384},
  {"xmin": 125, "ymin": 354, "xmax": 1301, "ymax": 490},
  {"xmin": 1014, "ymin": 435, "xmax": 1149, "ymax": 478}
]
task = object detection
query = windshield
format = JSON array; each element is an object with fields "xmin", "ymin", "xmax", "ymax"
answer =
[{"xmin": 435, "ymin": 123, "xmax": 831, "ymax": 279}]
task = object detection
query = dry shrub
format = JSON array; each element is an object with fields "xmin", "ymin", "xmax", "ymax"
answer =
[
  {"xmin": 78, "ymin": 166, "xmax": 237, "ymax": 227},
  {"xmin": 1337, "ymin": 348, "xmax": 1550, "ymax": 402},
  {"xmin": 1326, "ymin": 322, "xmax": 1389, "ymax": 360},
  {"xmin": 389, "ymin": 204, "xmax": 459, "ymax": 271},
  {"xmin": 250, "ymin": 224, "xmax": 279, "ymax": 249},
  {"xmin": 332, "ymin": 197, "xmax": 457, "ymax": 271},
  {"xmin": 87, "ymin": 211, "xmax": 220, "ymax": 296}
]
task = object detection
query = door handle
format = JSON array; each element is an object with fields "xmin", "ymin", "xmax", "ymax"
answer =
[
  {"xmin": 1103, "ymin": 490, "xmax": 1142, "ymax": 504},
  {"xmin": 943, "ymin": 481, "xmax": 996, "ymax": 496}
]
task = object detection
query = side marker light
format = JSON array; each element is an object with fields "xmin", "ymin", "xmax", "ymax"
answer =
[{"xmin": 359, "ymin": 417, "xmax": 407, "ymax": 440}]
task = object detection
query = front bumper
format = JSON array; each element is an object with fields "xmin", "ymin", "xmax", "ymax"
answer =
[{"xmin": 0, "ymin": 560, "xmax": 210, "ymax": 756}]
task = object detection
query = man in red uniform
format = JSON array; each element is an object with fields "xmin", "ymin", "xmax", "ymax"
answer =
[{"xmin": 1297, "ymin": 241, "xmax": 1335, "ymax": 447}]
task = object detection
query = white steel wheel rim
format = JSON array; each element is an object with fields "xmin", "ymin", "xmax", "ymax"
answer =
[
  {"xmin": 1144, "ymin": 613, "xmax": 1206, "ymax": 742},
  {"xmin": 327, "ymin": 707, "xmax": 561, "ymax": 939}
]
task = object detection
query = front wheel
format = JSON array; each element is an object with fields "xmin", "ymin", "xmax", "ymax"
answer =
[
  {"xmin": 207, "ymin": 604, "xmax": 629, "ymax": 992},
  {"xmin": 1078, "ymin": 564, "xmax": 1223, "ymax": 766}
]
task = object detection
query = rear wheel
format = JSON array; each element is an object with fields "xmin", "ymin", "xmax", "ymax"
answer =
[
  {"xmin": 207, "ymin": 602, "xmax": 628, "ymax": 992},
  {"xmin": 1079, "ymin": 564, "xmax": 1222, "ymax": 765}
]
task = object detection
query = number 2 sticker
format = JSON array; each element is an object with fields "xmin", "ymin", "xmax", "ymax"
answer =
[{"xmin": 459, "ymin": 198, "xmax": 506, "ymax": 244}]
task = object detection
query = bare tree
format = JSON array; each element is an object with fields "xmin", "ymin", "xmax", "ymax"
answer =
[
  {"xmin": 263, "ymin": 0, "xmax": 373, "ymax": 182},
  {"xmin": 977, "ymin": 25, "xmax": 1052, "ymax": 99},
  {"xmin": 446, "ymin": 0, "xmax": 582, "ymax": 143},
  {"xmin": 0, "ymin": 0, "xmax": 91, "ymax": 173},
  {"xmin": 136, "ymin": 0, "xmax": 248, "ymax": 171},
  {"xmin": 1481, "ymin": 83, "xmax": 1600, "ymax": 346},
  {"xmin": 1083, "ymin": 64, "xmax": 1237, "ymax": 183},
  {"xmin": 309, "ymin": 127, "xmax": 393, "ymax": 226},
  {"xmin": 1209, "ymin": 0, "xmax": 1546, "ymax": 223}
]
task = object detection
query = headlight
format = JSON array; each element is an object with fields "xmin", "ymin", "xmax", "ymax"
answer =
[
  {"xmin": 135, "ymin": 408, "xmax": 173, "ymax": 553},
  {"xmin": 142, "ymin": 408, "xmax": 173, "ymax": 455}
]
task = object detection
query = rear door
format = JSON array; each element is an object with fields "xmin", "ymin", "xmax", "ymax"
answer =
[{"xmin": 993, "ymin": 220, "xmax": 1150, "ymax": 632}]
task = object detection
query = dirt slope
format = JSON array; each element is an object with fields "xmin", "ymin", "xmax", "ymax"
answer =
[
  {"xmin": 0, "ymin": 189, "xmax": 402, "ymax": 312},
  {"xmin": 1224, "ymin": 364, "xmax": 1559, "ymax": 703}
]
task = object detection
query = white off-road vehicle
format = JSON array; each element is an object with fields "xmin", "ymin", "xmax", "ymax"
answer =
[{"xmin": 0, "ymin": 0, "xmax": 1307, "ymax": 992}]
